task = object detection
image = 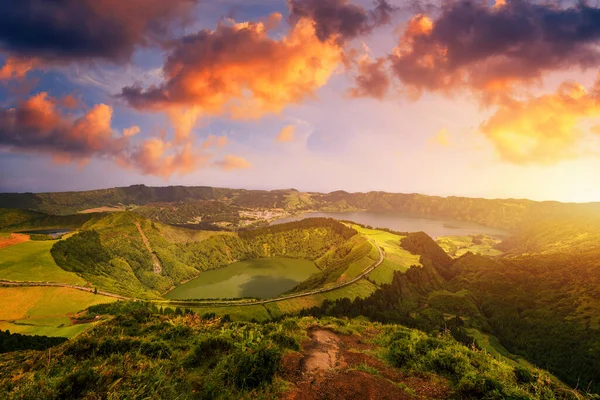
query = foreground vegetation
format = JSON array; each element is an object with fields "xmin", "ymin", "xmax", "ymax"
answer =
[{"xmin": 0, "ymin": 303, "xmax": 584, "ymax": 399}]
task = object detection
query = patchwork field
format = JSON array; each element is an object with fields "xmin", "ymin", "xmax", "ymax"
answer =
[
  {"xmin": 0, "ymin": 287, "xmax": 116, "ymax": 337},
  {"xmin": 0, "ymin": 240, "xmax": 86, "ymax": 284},
  {"xmin": 0, "ymin": 233, "xmax": 30, "ymax": 249}
]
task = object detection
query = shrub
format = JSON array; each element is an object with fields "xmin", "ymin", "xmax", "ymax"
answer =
[
  {"xmin": 185, "ymin": 337, "xmax": 234, "ymax": 368},
  {"xmin": 269, "ymin": 332, "xmax": 300, "ymax": 351},
  {"xmin": 55, "ymin": 366, "xmax": 97, "ymax": 398},
  {"xmin": 140, "ymin": 340, "xmax": 172, "ymax": 359},
  {"xmin": 227, "ymin": 345, "xmax": 282, "ymax": 390}
]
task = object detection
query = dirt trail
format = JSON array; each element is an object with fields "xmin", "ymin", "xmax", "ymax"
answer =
[
  {"xmin": 134, "ymin": 222, "xmax": 162, "ymax": 275},
  {"xmin": 282, "ymin": 327, "xmax": 451, "ymax": 400},
  {"xmin": 301, "ymin": 329, "xmax": 345, "ymax": 378},
  {"xmin": 0, "ymin": 233, "xmax": 30, "ymax": 249}
]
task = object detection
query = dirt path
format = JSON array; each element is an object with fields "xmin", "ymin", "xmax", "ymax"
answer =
[
  {"xmin": 134, "ymin": 222, "xmax": 162, "ymax": 275},
  {"xmin": 0, "ymin": 233, "xmax": 30, "ymax": 249},
  {"xmin": 301, "ymin": 329, "xmax": 345, "ymax": 379},
  {"xmin": 282, "ymin": 328, "xmax": 451, "ymax": 400}
]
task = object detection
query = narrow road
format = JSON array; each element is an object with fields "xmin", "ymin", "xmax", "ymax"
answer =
[
  {"xmin": 135, "ymin": 222, "xmax": 162, "ymax": 275},
  {"xmin": 0, "ymin": 240, "xmax": 385, "ymax": 308}
]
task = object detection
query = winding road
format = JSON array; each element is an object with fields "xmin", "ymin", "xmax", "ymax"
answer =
[{"xmin": 0, "ymin": 239, "xmax": 385, "ymax": 308}]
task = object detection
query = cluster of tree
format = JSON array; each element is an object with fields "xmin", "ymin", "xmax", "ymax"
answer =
[{"xmin": 0, "ymin": 330, "xmax": 67, "ymax": 353}]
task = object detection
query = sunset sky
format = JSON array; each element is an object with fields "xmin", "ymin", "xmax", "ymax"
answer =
[{"xmin": 1, "ymin": 0, "xmax": 600, "ymax": 202}]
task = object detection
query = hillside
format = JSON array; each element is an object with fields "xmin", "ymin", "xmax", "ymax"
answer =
[
  {"xmin": 0, "ymin": 304, "xmax": 579, "ymax": 400},
  {"xmin": 4, "ymin": 184, "xmax": 600, "ymax": 231},
  {"xmin": 303, "ymin": 232, "xmax": 600, "ymax": 394},
  {"xmin": 48, "ymin": 214, "xmax": 363, "ymax": 299}
]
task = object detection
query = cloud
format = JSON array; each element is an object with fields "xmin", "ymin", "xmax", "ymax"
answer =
[
  {"xmin": 0, "ymin": 57, "xmax": 39, "ymax": 81},
  {"xmin": 202, "ymin": 135, "xmax": 229, "ymax": 149},
  {"xmin": 429, "ymin": 128, "xmax": 450, "ymax": 148},
  {"xmin": 389, "ymin": 1, "xmax": 600, "ymax": 99},
  {"xmin": 118, "ymin": 140, "xmax": 207, "ymax": 178},
  {"xmin": 480, "ymin": 81, "xmax": 600, "ymax": 165},
  {"xmin": 123, "ymin": 126, "xmax": 141, "ymax": 137},
  {"xmin": 0, "ymin": 92, "xmax": 210, "ymax": 177},
  {"xmin": 348, "ymin": 56, "xmax": 391, "ymax": 99},
  {"xmin": 120, "ymin": 15, "xmax": 342, "ymax": 121},
  {"xmin": 276, "ymin": 125, "xmax": 296, "ymax": 142},
  {"xmin": 0, "ymin": 93, "xmax": 125, "ymax": 160},
  {"xmin": 214, "ymin": 155, "xmax": 251, "ymax": 171},
  {"xmin": 288, "ymin": 0, "xmax": 394, "ymax": 43},
  {"xmin": 0, "ymin": 0, "xmax": 197, "ymax": 64}
]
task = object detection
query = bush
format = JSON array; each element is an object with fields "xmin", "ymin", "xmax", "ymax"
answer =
[
  {"xmin": 269, "ymin": 332, "xmax": 300, "ymax": 351},
  {"xmin": 227, "ymin": 345, "xmax": 282, "ymax": 390},
  {"xmin": 140, "ymin": 340, "xmax": 172, "ymax": 359},
  {"xmin": 55, "ymin": 366, "xmax": 97, "ymax": 398},
  {"xmin": 185, "ymin": 337, "xmax": 235, "ymax": 368}
]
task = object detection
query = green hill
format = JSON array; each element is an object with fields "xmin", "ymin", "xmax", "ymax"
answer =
[{"xmin": 49, "ymin": 215, "xmax": 365, "ymax": 299}]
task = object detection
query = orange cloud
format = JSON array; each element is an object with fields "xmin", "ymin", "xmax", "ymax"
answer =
[
  {"xmin": 121, "ymin": 16, "xmax": 342, "ymax": 121},
  {"xmin": 202, "ymin": 135, "xmax": 229, "ymax": 149},
  {"xmin": 480, "ymin": 81, "xmax": 600, "ymax": 164},
  {"xmin": 0, "ymin": 57, "xmax": 38, "ymax": 81},
  {"xmin": 123, "ymin": 126, "xmax": 141, "ymax": 137},
  {"xmin": 215, "ymin": 155, "xmax": 251, "ymax": 171},
  {"xmin": 0, "ymin": 92, "xmax": 212, "ymax": 178},
  {"xmin": 119, "ymin": 140, "xmax": 207, "ymax": 178},
  {"xmin": 276, "ymin": 125, "xmax": 296, "ymax": 142}
]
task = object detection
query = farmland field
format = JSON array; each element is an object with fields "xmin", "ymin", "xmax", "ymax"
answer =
[
  {"xmin": 0, "ymin": 240, "xmax": 86, "ymax": 284},
  {"xmin": 0, "ymin": 287, "xmax": 116, "ymax": 337},
  {"xmin": 165, "ymin": 257, "xmax": 319, "ymax": 300}
]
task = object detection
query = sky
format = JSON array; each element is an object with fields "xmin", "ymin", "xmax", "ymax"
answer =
[{"xmin": 1, "ymin": 0, "xmax": 600, "ymax": 202}]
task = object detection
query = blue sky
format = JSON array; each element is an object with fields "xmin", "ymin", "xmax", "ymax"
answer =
[{"xmin": 1, "ymin": 0, "xmax": 600, "ymax": 202}]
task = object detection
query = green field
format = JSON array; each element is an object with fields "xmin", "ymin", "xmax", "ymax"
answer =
[
  {"xmin": 0, "ymin": 287, "xmax": 116, "ymax": 337},
  {"xmin": 0, "ymin": 241, "xmax": 86, "ymax": 284},
  {"xmin": 351, "ymin": 225, "xmax": 422, "ymax": 284},
  {"xmin": 165, "ymin": 258, "xmax": 320, "ymax": 300},
  {"xmin": 436, "ymin": 235, "xmax": 502, "ymax": 258}
]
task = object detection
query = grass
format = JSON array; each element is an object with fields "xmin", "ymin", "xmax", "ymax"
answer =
[
  {"xmin": 351, "ymin": 225, "xmax": 422, "ymax": 285},
  {"xmin": 0, "ymin": 287, "xmax": 116, "ymax": 337},
  {"xmin": 436, "ymin": 235, "xmax": 502, "ymax": 258},
  {"xmin": 188, "ymin": 304, "xmax": 273, "ymax": 322},
  {"xmin": 154, "ymin": 222, "xmax": 236, "ymax": 243},
  {"xmin": 0, "ymin": 240, "xmax": 86, "ymax": 284},
  {"xmin": 321, "ymin": 279, "xmax": 378, "ymax": 301},
  {"xmin": 464, "ymin": 328, "xmax": 536, "ymax": 369}
]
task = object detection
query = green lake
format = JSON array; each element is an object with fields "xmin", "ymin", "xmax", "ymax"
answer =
[{"xmin": 164, "ymin": 257, "xmax": 319, "ymax": 300}]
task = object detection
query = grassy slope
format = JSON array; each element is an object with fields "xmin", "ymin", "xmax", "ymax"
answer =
[
  {"xmin": 0, "ymin": 287, "xmax": 116, "ymax": 337},
  {"xmin": 0, "ymin": 240, "xmax": 86, "ymax": 284},
  {"xmin": 352, "ymin": 225, "xmax": 422, "ymax": 285},
  {"xmin": 0, "ymin": 309, "xmax": 578, "ymax": 400}
]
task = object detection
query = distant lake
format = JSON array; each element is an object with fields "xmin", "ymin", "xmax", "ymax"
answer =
[
  {"xmin": 164, "ymin": 258, "xmax": 319, "ymax": 300},
  {"xmin": 272, "ymin": 212, "xmax": 509, "ymax": 239},
  {"xmin": 19, "ymin": 228, "xmax": 74, "ymax": 238}
]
